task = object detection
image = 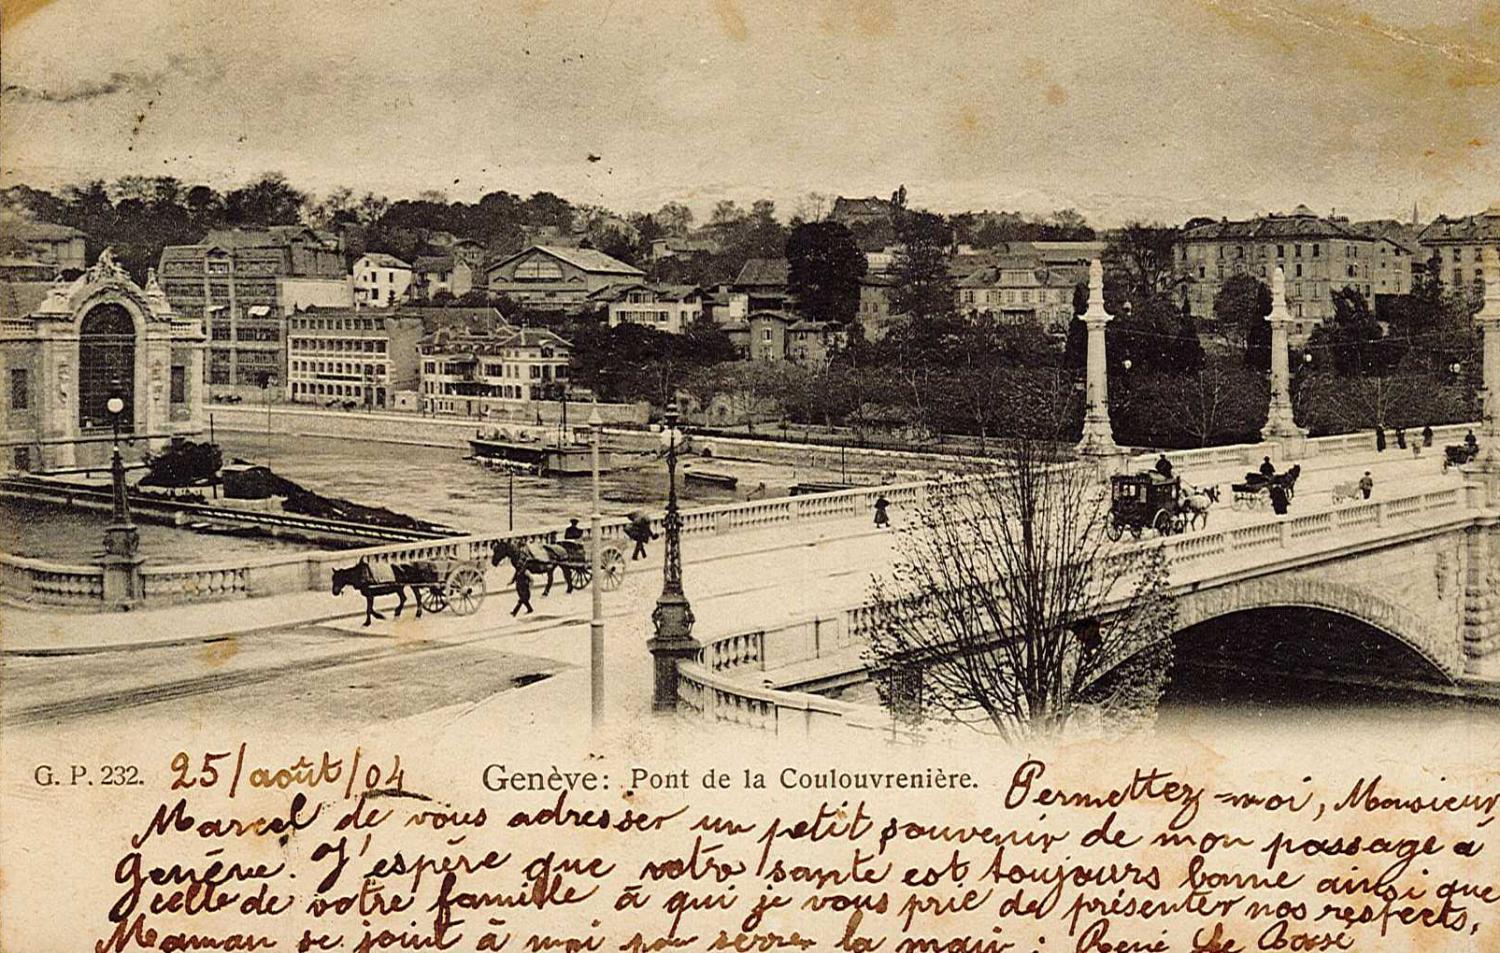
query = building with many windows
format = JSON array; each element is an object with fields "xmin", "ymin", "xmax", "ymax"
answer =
[
  {"xmin": 604, "ymin": 284, "xmax": 703, "ymax": 333},
  {"xmin": 856, "ymin": 274, "xmax": 900, "ymax": 341},
  {"xmin": 353, "ymin": 253, "xmax": 413, "ymax": 308},
  {"xmin": 955, "ymin": 260, "xmax": 1076, "ymax": 331},
  {"xmin": 1175, "ymin": 206, "xmax": 1406, "ymax": 340},
  {"xmin": 417, "ymin": 325, "xmax": 572, "ymax": 415},
  {"xmin": 157, "ymin": 226, "xmax": 346, "ymax": 393},
  {"xmin": 284, "ymin": 309, "xmax": 423, "ymax": 409},
  {"xmin": 1418, "ymin": 205, "xmax": 1500, "ymax": 298},
  {"xmin": 483, "ymin": 245, "xmax": 643, "ymax": 310},
  {"xmin": 1, "ymin": 251, "xmax": 206, "ymax": 472}
]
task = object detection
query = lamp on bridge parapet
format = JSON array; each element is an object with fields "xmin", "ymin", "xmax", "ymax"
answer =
[
  {"xmin": 100, "ymin": 379, "xmax": 143, "ymax": 608},
  {"xmin": 648, "ymin": 401, "xmax": 697, "ymax": 712}
]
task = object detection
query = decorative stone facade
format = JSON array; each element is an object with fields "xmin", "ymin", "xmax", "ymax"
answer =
[{"xmin": 0, "ymin": 250, "xmax": 206, "ymax": 472}]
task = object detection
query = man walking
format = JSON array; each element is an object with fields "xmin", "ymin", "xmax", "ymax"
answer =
[
  {"xmin": 510, "ymin": 563, "xmax": 534, "ymax": 616},
  {"xmin": 1358, "ymin": 471, "xmax": 1374, "ymax": 500}
]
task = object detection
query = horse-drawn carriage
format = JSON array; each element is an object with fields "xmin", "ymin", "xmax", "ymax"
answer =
[
  {"xmin": 1230, "ymin": 465, "xmax": 1300, "ymax": 510},
  {"xmin": 1107, "ymin": 473, "xmax": 1187, "ymax": 540},
  {"xmin": 1443, "ymin": 444, "xmax": 1478, "ymax": 473}
]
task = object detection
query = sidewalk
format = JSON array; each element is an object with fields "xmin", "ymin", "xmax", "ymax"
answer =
[{"xmin": 0, "ymin": 515, "xmax": 888, "ymax": 655}]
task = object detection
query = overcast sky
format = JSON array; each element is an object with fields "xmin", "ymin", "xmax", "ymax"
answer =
[{"xmin": 1, "ymin": 0, "xmax": 1496, "ymax": 226}]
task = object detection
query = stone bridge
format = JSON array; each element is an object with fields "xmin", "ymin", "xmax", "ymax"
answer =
[{"xmin": 674, "ymin": 479, "xmax": 1498, "ymax": 737}]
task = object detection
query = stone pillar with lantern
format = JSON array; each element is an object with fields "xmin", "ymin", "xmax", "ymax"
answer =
[
  {"xmin": 1260, "ymin": 266, "xmax": 1308, "ymax": 455},
  {"xmin": 99, "ymin": 380, "xmax": 144, "ymax": 608},
  {"xmin": 647, "ymin": 402, "xmax": 698, "ymax": 712}
]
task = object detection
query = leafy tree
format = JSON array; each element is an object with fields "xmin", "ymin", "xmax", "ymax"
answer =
[
  {"xmin": 890, "ymin": 210, "xmax": 954, "ymax": 320},
  {"xmin": 1307, "ymin": 287, "xmax": 1385, "ymax": 375},
  {"xmin": 655, "ymin": 202, "xmax": 693, "ymax": 236},
  {"xmin": 1212, "ymin": 274, "xmax": 1272, "ymax": 367},
  {"xmin": 785, "ymin": 221, "xmax": 867, "ymax": 324},
  {"xmin": 223, "ymin": 173, "xmax": 307, "ymax": 225},
  {"xmin": 1105, "ymin": 222, "xmax": 1183, "ymax": 306}
]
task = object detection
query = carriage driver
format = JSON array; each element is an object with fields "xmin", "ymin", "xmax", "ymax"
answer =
[
  {"xmin": 1154, "ymin": 454, "xmax": 1174, "ymax": 479},
  {"xmin": 1259, "ymin": 456, "xmax": 1276, "ymax": 479},
  {"xmin": 564, "ymin": 518, "xmax": 585, "ymax": 541}
]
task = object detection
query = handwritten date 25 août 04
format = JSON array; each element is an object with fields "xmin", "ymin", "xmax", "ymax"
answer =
[{"xmin": 169, "ymin": 745, "xmax": 404, "ymax": 800}]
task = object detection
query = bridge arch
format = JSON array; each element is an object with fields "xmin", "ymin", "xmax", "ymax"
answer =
[{"xmin": 1173, "ymin": 576, "xmax": 1461, "ymax": 683}]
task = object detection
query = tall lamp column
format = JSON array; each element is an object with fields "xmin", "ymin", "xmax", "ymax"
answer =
[
  {"xmin": 648, "ymin": 401, "xmax": 697, "ymax": 711},
  {"xmin": 100, "ymin": 379, "xmax": 143, "ymax": 608},
  {"xmin": 588, "ymin": 406, "xmax": 605, "ymax": 728}
]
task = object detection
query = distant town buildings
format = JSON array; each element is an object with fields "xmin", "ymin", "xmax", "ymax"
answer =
[
  {"xmin": 830, "ymin": 196, "xmax": 896, "ymax": 230},
  {"xmin": 2, "ymin": 252, "xmax": 206, "ymax": 472},
  {"xmin": 857, "ymin": 274, "xmax": 899, "ymax": 341},
  {"xmin": 649, "ymin": 234, "xmax": 721, "ymax": 261},
  {"xmin": 1176, "ymin": 206, "xmax": 1409, "ymax": 339},
  {"xmin": 285, "ymin": 309, "xmax": 424, "ymax": 409},
  {"xmin": 1418, "ymin": 205, "xmax": 1500, "ymax": 296},
  {"xmin": 412, "ymin": 254, "xmax": 476, "ymax": 301},
  {"xmin": 4, "ymin": 220, "xmax": 88, "ymax": 275},
  {"xmin": 353, "ymin": 253, "xmax": 413, "ymax": 308},
  {"xmin": 158, "ymin": 226, "xmax": 346, "ymax": 392},
  {"xmin": 732, "ymin": 258, "xmax": 793, "ymax": 312},
  {"xmin": 604, "ymin": 284, "xmax": 703, "ymax": 334},
  {"xmin": 417, "ymin": 325, "xmax": 572, "ymax": 416},
  {"xmin": 483, "ymin": 245, "xmax": 643, "ymax": 311}
]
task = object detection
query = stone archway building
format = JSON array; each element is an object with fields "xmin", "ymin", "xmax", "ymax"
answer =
[{"xmin": 1, "ymin": 250, "xmax": 207, "ymax": 472}]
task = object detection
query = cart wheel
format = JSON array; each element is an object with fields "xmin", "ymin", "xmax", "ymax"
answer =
[
  {"xmin": 417, "ymin": 586, "xmax": 447, "ymax": 613},
  {"xmin": 1106, "ymin": 521, "xmax": 1123, "ymax": 542},
  {"xmin": 569, "ymin": 565, "xmax": 592, "ymax": 590},
  {"xmin": 599, "ymin": 546, "xmax": 626, "ymax": 591},
  {"xmin": 1152, "ymin": 509, "xmax": 1173, "ymax": 535},
  {"xmin": 446, "ymin": 566, "xmax": 486, "ymax": 616}
]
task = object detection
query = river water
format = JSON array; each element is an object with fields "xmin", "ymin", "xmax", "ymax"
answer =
[{"xmin": 2, "ymin": 432, "xmax": 877, "ymax": 561}]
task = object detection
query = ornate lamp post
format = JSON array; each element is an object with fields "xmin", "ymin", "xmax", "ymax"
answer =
[
  {"xmin": 588, "ymin": 405, "xmax": 605, "ymax": 728},
  {"xmin": 101, "ymin": 379, "xmax": 143, "ymax": 607},
  {"xmin": 647, "ymin": 401, "xmax": 696, "ymax": 712}
]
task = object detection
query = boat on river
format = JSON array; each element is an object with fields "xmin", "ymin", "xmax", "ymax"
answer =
[
  {"xmin": 469, "ymin": 431, "xmax": 612, "ymax": 477},
  {"xmin": 683, "ymin": 468, "xmax": 738, "ymax": 489}
]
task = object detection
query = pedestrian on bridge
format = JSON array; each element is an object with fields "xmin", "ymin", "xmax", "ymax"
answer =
[
  {"xmin": 1467, "ymin": 429, "xmax": 1480, "ymax": 455},
  {"xmin": 1359, "ymin": 471, "xmax": 1373, "ymax": 500},
  {"xmin": 1269, "ymin": 481, "xmax": 1290, "ymax": 516},
  {"xmin": 1422, "ymin": 424, "xmax": 1434, "ymax": 448},
  {"xmin": 510, "ymin": 564, "xmax": 534, "ymax": 616},
  {"xmin": 1376, "ymin": 424, "xmax": 1387, "ymax": 452},
  {"xmin": 873, "ymin": 494, "xmax": 891, "ymax": 529},
  {"xmin": 1396, "ymin": 427, "xmax": 1407, "ymax": 450}
]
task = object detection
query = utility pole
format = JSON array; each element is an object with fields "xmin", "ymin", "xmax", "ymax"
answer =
[{"xmin": 589, "ymin": 405, "xmax": 605, "ymax": 727}]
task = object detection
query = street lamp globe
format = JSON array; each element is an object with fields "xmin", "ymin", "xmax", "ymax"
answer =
[
  {"xmin": 1122, "ymin": 359, "xmax": 1133, "ymax": 372},
  {"xmin": 106, "ymin": 395, "xmax": 125, "ymax": 417}
]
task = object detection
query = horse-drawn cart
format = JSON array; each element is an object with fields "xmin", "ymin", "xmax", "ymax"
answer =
[
  {"xmin": 493, "ymin": 537, "xmax": 628, "ymax": 594},
  {"xmin": 332, "ymin": 555, "xmax": 489, "ymax": 625},
  {"xmin": 412, "ymin": 559, "xmax": 488, "ymax": 616}
]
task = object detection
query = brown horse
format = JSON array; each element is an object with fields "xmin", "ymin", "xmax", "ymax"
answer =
[
  {"xmin": 331, "ymin": 561, "xmax": 439, "ymax": 626},
  {"xmin": 490, "ymin": 539, "xmax": 580, "ymax": 594}
]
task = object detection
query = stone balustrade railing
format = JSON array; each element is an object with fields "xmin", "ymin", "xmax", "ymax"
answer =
[
  {"xmin": 676, "ymin": 482, "xmax": 1472, "ymax": 736},
  {"xmin": 0, "ymin": 554, "xmax": 105, "ymax": 608},
  {"xmin": 2, "ymin": 424, "xmax": 1478, "ymax": 614}
]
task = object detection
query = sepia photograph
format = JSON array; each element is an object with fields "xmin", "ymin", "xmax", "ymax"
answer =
[{"xmin": 2, "ymin": 2, "xmax": 1498, "ymax": 951}]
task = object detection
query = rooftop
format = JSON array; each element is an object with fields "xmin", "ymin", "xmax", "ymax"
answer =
[
  {"xmin": 7, "ymin": 220, "xmax": 85, "ymax": 242},
  {"xmin": 0, "ymin": 280, "xmax": 54, "ymax": 323},
  {"xmin": 359, "ymin": 252, "xmax": 411, "ymax": 270},
  {"xmin": 489, "ymin": 244, "xmax": 645, "ymax": 277},
  {"xmin": 1184, "ymin": 207, "xmax": 1364, "ymax": 242},
  {"xmin": 1418, "ymin": 207, "xmax": 1500, "ymax": 244},
  {"xmin": 734, "ymin": 257, "xmax": 790, "ymax": 287}
]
